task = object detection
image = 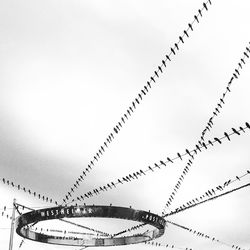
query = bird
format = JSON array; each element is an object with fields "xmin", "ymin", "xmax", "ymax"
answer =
[
  {"xmin": 167, "ymin": 157, "xmax": 173, "ymax": 163},
  {"xmin": 122, "ymin": 177, "xmax": 128, "ymax": 182},
  {"xmin": 196, "ymin": 144, "xmax": 201, "ymax": 152},
  {"xmin": 194, "ymin": 15, "xmax": 199, "ymax": 23},
  {"xmin": 188, "ymin": 23, "xmax": 193, "ymax": 31},
  {"xmin": 203, "ymin": 2, "xmax": 208, "ymax": 10},
  {"xmin": 244, "ymin": 52, "xmax": 249, "ymax": 58},
  {"xmin": 214, "ymin": 137, "xmax": 222, "ymax": 144},
  {"xmin": 135, "ymin": 98, "xmax": 140, "ymax": 104},
  {"xmin": 246, "ymin": 122, "xmax": 250, "ymax": 129},
  {"xmin": 147, "ymin": 81, "xmax": 151, "ymax": 88},
  {"xmin": 224, "ymin": 132, "xmax": 230, "ymax": 141},
  {"xmin": 175, "ymin": 43, "xmax": 179, "ymax": 50},
  {"xmin": 154, "ymin": 71, "xmax": 159, "ymax": 78},
  {"xmin": 208, "ymin": 140, "xmax": 213, "ymax": 146},
  {"xmin": 171, "ymin": 47, "xmax": 175, "ymax": 55},
  {"xmin": 148, "ymin": 166, "xmax": 154, "ymax": 172},
  {"xmin": 233, "ymin": 73, "xmax": 238, "ymax": 79},
  {"xmin": 166, "ymin": 55, "xmax": 171, "ymax": 61},
  {"xmin": 198, "ymin": 9, "xmax": 202, "ymax": 16},
  {"xmin": 240, "ymin": 127, "xmax": 245, "ymax": 133},
  {"xmin": 177, "ymin": 152, "xmax": 182, "ymax": 160},
  {"xmin": 179, "ymin": 36, "xmax": 184, "ymax": 43},
  {"xmin": 150, "ymin": 76, "xmax": 155, "ymax": 82},
  {"xmin": 160, "ymin": 160, "xmax": 166, "ymax": 166},
  {"xmin": 184, "ymin": 30, "xmax": 189, "ymax": 37},
  {"xmin": 158, "ymin": 66, "xmax": 163, "ymax": 73},
  {"xmin": 138, "ymin": 93, "xmax": 142, "ymax": 100},
  {"xmin": 155, "ymin": 163, "xmax": 160, "ymax": 168},
  {"xmin": 241, "ymin": 58, "xmax": 245, "ymax": 64},
  {"xmin": 162, "ymin": 60, "xmax": 166, "ymax": 67},
  {"xmin": 232, "ymin": 127, "xmax": 240, "ymax": 135},
  {"xmin": 236, "ymin": 176, "xmax": 240, "ymax": 181},
  {"xmin": 220, "ymin": 98, "xmax": 225, "ymax": 104}
]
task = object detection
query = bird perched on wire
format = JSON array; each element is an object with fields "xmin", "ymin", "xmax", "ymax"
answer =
[
  {"xmin": 232, "ymin": 127, "xmax": 240, "ymax": 135},
  {"xmin": 214, "ymin": 137, "xmax": 222, "ymax": 144}
]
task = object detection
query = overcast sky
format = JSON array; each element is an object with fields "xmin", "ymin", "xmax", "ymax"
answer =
[{"xmin": 1, "ymin": 0, "xmax": 250, "ymax": 249}]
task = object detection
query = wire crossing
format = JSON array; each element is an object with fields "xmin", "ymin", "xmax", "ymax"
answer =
[
  {"xmin": 162, "ymin": 43, "xmax": 250, "ymax": 213},
  {"xmin": 66, "ymin": 122, "xmax": 250, "ymax": 205},
  {"xmin": 62, "ymin": 0, "xmax": 213, "ymax": 204}
]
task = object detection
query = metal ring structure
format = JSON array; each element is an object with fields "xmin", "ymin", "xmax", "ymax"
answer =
[{"xmin": 16, "ymin": 205, "xmax": 166, "ymax": 247}]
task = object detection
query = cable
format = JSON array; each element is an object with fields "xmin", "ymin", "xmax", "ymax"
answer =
[
  {"xmin": 162, "ymin": 43, "xmax": 250, "ymax": 212},
  {"xmin": 65, "ymin": 122, "xmax": 250, "ymax": 205},
  {"xmin": 62, "ymin": 0, "xmax": 213, "ymax": 204}
]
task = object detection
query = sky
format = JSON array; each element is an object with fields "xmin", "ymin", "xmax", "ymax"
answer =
[{"xmin": 0, "ymin": 0, "xmax": 250, "ymax": 249}]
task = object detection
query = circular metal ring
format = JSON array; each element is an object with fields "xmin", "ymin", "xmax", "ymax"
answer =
[{"xmin": 16, "ymin": 205, "xmax": 166, "ymax": 247}]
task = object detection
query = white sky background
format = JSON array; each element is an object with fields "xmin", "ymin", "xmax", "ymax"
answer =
[{"xmin": 0, "ymin": 0, "xmax": 250, "ymax": 249}]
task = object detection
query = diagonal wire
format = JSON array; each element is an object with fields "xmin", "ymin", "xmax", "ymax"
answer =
[
  {"xmin": 62, "ymin": 0, "xmax": 213, "ymax": 204},
  {"xmin": 162, "ymin": 43, "xmax": 250, "ymax": 213},
  {"xmin": 65, "ymin": 122, "xmax": 250, "ymax": 205}
]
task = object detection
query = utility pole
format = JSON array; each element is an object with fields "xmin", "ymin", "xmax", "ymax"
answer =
[{"xmin": 9, "ymin": 198, "xmax": 16, "ymax": 250}]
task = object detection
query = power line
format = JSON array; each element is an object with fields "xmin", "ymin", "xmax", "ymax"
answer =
[
  {"xmin": 62, "ymin": 0, "xmax": 213, "ymax": 205},
  {"xmin": 66, "ymin": 123, "xmax": 250, "ymax": 205}
]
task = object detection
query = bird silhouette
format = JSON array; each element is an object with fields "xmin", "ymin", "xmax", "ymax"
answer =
[
  {"xmin": 224, "ymin": 132, "xmax": 230, "ymax": 141},
  {"xmin": 235, "ymin": 69, "xmax": 240, "ymax": 75},
  {"xmin": 144, "ymin": 85, "xmax": 148, "ymax": 92},
  {"xmin": 198, "ymin": 9, "xmax": 202, "ymax": 16},
  {"xmin": 203, "ymin": 2, "xmax": 208, "ymax": 10},
  {"xmin": 246, "ymin": 122, "xmax": 250, "ymax": 129},
  {"xmin": 166, "ymin": 55, "xmax": 171, "ymax": 61},
  {"xmin": 148, "ymin": 166, "xmax": 154, "ymax": 172},
  {"xmin": 167, "ymin": 157, "xmax": 173, "ymax": 163},
  {"xmin": 150, "ymin": 76, "xmax": 155, "ymax": 82},
  {"xmin": 239, "ymin": 126, "xmax": 245, "ymax": 133},
  {"xmin": 175, "ymin": 43, "xmax": 179, "ymax": 50},
  {"xmin": 158, "ymin": 66, "xmax": 163, "ymax": 73},
  {"xmin": 232, "ymin": 127, "xmax": 240, "ymax": 135},
  {"xmin": 196, "ymin": 144, "xmax": 201, "ymax": 152},
  {"xmin": 179, "ymin": 36, "xmax": 184, "ymax": 43},
  {"xmin": 184, "ymin": 30, "xmax": 189, "ymax": 37},
  {"xmin": 135, "ymin": 98, "xmax": 140, "ymax": 104},
  {"xmin": 188, "ymin": 23, "xmax": 193, "ymax": 31},
  {"xmin": 177, "ymin": 152, "xmax": 182, "ymax": 160},
  {"xmin": 241, "ymin": 58, "xmax": 245, "ymax": 64},
  {"xmin": 171, "ymin": 47, "xmax": 175, "ymax": 55},
  {"xmin": 214, "ymin": 137, "xmax": 222, "ymax": 144},
  {"xmin": 194, "ymin": 15, "xmax": 199, "ymax": 23},
  {"xmin": 154, "ymin": 71, "xmax": 159, "ymax": 77},
  {"xmin": 160, "ymin": 160, "xmax": 166, "ymax": 166},
  {"xmin": 162, "ymin": 60, "xmax": 166, "ymax": 67},
  {"xmin": 244, "ymin": 52, "xmax": 249, "ymax": 58}
]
